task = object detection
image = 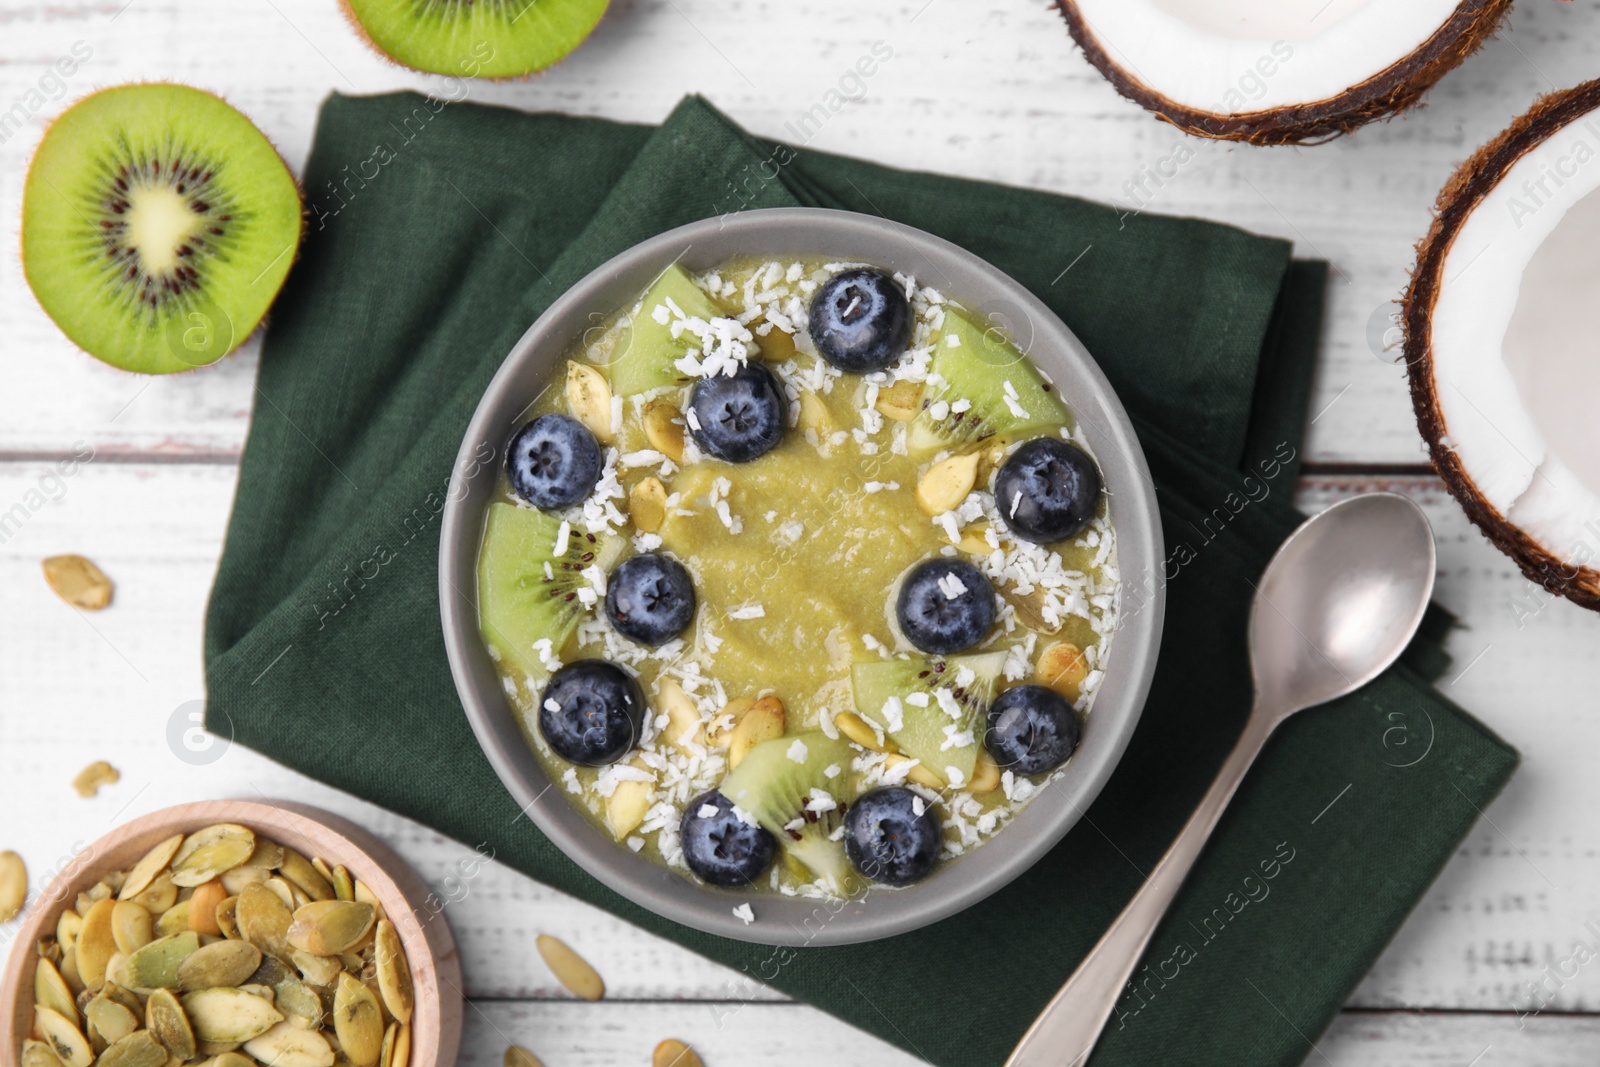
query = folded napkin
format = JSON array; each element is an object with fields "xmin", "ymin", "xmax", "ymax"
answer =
[{"xmin": 205, "ymin": 93, "xmax": 1517, "ymax": 1067}]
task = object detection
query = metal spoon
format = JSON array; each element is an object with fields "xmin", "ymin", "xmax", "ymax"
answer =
[{"xmin": 1006, "ymin": 492, "xmax": 1437, "ymax": 1067}]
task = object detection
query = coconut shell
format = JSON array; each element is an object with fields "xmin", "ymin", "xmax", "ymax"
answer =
[
  {"xmin": 1404, "ymin": 78, "xmax": 1600, "ymax": 610},
  {"xmin": 1056, "ymin": 0, "xmax": 1512, "ymax": 146}
]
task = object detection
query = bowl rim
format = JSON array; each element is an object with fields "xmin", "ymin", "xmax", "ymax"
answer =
[
  {"xmin": 0, "ymin": 799, "xmax": 463, "ymax": 1067},
  {"xmin": 439, "ymin": 207, "xmax": 1165, "ymax": 946}
]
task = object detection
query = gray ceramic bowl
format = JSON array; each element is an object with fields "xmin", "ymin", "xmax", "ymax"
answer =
[{"xmin": 440, "ymin": 208, "xmax": 1164, "ymax": 946}]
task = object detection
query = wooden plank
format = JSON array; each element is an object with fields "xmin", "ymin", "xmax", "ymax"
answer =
[{"xmin": 3, "ymin": 1, "xmax": 1598, "ymax": 464}]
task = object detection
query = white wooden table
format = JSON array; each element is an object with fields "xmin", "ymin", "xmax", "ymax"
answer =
[{"xmin": 3, "ymin": 1, "xmax": 1600, "ymax": 1063}]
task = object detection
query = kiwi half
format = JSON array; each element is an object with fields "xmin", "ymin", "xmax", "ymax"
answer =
[
  {"xmin": 909, "ymin": 307, "xmax": 1069, "ymax": 452},
  {"xmin": 606, "ymin": 264, "xmax": 726, "ymax": 396},
  {"xmin": 720, "ymin": 732, "xmax": 859, "ymax": 891},
  {"xmin": 853, "ymin": 651, "xmax": 1008, "ymax": 787},
  {"xmin": 21, "ymin": 84, "xmax": 302, "ymax": 374},
  {"xmin": 343, "ymin": 0, "xmax": 609, "ymax": 79},
  {"xmin": 478, "ymin": 502, "xmax": 622, "ymax": 679}
]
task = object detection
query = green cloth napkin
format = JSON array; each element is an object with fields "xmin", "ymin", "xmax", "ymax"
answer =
[{"xmin": 204, "ymin": 93, "xmax": 1517, "ymax": 1067}]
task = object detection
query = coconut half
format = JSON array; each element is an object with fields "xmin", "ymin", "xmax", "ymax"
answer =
[
  {"xmin": 1407, "ymin": 80, "xmax": 1600, "ymax": 610},
  {"xmin": 1056, "ymin": 0, "xmax": 1510, "ymax": 144}
]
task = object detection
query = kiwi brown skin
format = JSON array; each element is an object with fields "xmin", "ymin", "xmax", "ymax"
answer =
[
  {"xmin": 1404, "ymin": 78, "xmax": 1600, "ymax": 611},
  {"xmin": 1056, "ymin": 0, "xmax": 1512, "ymax": 146},
  {"xmin": 20, "ymin": 82, "xmax": 307, "ymax": 375}
]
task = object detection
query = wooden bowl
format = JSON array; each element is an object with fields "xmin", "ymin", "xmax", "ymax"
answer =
[{"xmin": 1, "ymin": 799, "xmax": 463, "ymax": 1067}]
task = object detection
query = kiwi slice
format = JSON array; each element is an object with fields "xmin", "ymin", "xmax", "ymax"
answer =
[
  {"xmin": 606, "ymin": 264, "xmax": 726, "ymax": 396},
  {"xmin": 21, "ymin": 84, "xmax": 302, "ymax": 375},
  {"xmin": 719, "ymin": 732, "xmax": 859, "ymax": 891},
  {"xmin": 908, "ymin": 307, "xmax": 1069, "ymax": 453},
  {"xmin": 852, "ymin": 652, "xmax": 1008, "ymax": 787},
  {"xmin": 342, "ymin": 0, "xmax": 609, "ymax": 78},
  {"xmin": 477, "ymin": 502, "xmax": 622, "ymax": 679}
]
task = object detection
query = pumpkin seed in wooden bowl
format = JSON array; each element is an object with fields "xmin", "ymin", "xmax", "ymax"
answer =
[{"xmin": 0, "ymin": 800, "xmax": 461, "ymax": 1067}]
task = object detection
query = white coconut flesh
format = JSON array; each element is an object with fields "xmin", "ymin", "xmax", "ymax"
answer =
[
  {"xmin": 1429, "ymin": 102, "xmax": 1600, "ymax": 568},
  {"xmin": 1073, "ymin": 0, "xmax": 1464, "ymax": 115}
]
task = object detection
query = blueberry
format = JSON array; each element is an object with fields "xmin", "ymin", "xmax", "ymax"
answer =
[
  {"xmin": 687, "ymin": 362, "xmax": 786, "ymax": 463},
  {"xmin": 506, "ymin": 413, "xmax": 602, "ymax": 510},
  {"xmin": 844, "ymin": 786, "xmax": 941, "ymax": 886},
  {"xmin": 809, "ymin": 268, "xmax": 912, "ymax": 373},
  {"xmin": 605, "ymin": 553, "xmax": 696, "ymax": 647},
  {"xmin": 994, "ymin": 438, "xmax": 1102, "ymax": 544},
  {"xmin": 985, "ymin": 684, "xmax": 1081, "ymax": 776},
  {"xmin": 895, "ymin": 558, "xmax": 996, "ymax": 655},
  {"xmin": 680, "ymin": 790, "xmax": 777, "ymax": 887},
  {"xmin": 537, "ymin": 660, "xmax": 644, "ymax": 766}
]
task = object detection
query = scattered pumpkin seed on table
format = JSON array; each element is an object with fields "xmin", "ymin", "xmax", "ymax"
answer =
[
  {"xmin": 41, "ymin": 553, "xmax": 112, "ymax": 610},
  {"xmin": 654, "ymin": 1038, "xmax": 706, "ymax": 1067},
  {"xmin": 70, "ymin": 760, "xmax": 119, "ymax": 798},
  {"xmin": 535, "ymin": 933, "xmax": 605, "ymax": 1001},
  {"xmin": 505, "ymin": 1046, "xmax": 545, "ymax": 1067},
  {"xmin": 24, "ymin": 823, "xmax": 415, "ymax": 1067}
]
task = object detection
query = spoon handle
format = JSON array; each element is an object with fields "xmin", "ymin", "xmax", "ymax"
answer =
[{"xmin": 1005, "ymin": 710, "xmax": 1280, "ymax": 1067}]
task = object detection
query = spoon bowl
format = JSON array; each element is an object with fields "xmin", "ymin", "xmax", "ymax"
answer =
[{"xmin": 1250, "ymin": 492, "xmax": 1437, "ymax": 716}]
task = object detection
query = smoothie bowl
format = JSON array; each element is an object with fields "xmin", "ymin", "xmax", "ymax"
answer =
[{"xmin": 440, "ymin": 208, "xmax": 1163, "ymax": 945}]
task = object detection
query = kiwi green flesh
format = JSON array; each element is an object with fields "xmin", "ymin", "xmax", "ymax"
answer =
[
  {"xmin": 477, "ymin": 502, "xmax": 621, "ymax": 680},
  {"xmin": 720, "ymin": 732, "xmax": 858, "ymax": 887},
  {"xmin": 344, "ymin": 0, "xmax": 608, "ymax": 78},
  {"xmin": 21, "ymin": 84, "xmax": 302, "ymax": 374},
  {"xmin": 853, "ymin": 651, "xmax": 1007, "ymax": 787},
  {"xmin": 606, "ymin": 264, "xmax": 726, "ymax": 396},
  {"xmin": 909, "ymin": 307, "xmax": 1070, "ymax": 452}
]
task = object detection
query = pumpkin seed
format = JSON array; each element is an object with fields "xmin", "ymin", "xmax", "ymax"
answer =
[
  {"xmin": 70, "ymin": 760, "xmax": 120, "ymax": 799},
  {"xmin": 56, "ymin": 909, "xmax": 84, "ymax": 953},
  {"xmin": 59, "ymin": 943, "xmax": 85, "ymax": 995},
  {"xmin": 181, "ymin": 988, "xmax": 283, "ymax": 1044},
  {"xmin": 96, "ymin": 1030, "xmax": 167, "ymax": 1067},
  {"xmin": 263, "ymin": 876, "xmax": 298, "ymax": 910},
  {"xmin": 642, "ymin": 400, "xmax": 686, "ymax": 462},
  {"xmin": 277, "ymin": 848, "xmax": 335, "ymax": 903},
  {"xmin": 215, "ymin": 895, "xmax": 241, "ymax": 940},
  {"xmin": 212, "ymin": 1054, "xmax": 259, "ymax": 1067},
  {"xmin": 274, "ymin": 975, "xmax": 325, "ymax": 1029},
  {"xmin": 391, "ymin": 1024, "xmax": 411, "ymax": 1067},
  {"xmin": 76, "ymin": 898, "xmax": 117, "ymax": 990},
  {"xmin": 125, "ymin": 933, "xmax": 201, "ymax": 991},
  {"xmin": 111, "ymin": 901, "xmax": 153, "ymax": 956},
  {"xmin": 915, "ymin": 452, "xmax": 980, "ymax": 515},
  {"xmin": 379, "ymin": 1024, "xmax": 398, "ymax": 1067},
  {"xmin": 237, "ymin": 983, "xmax": 277, "ymax": 1003},
  {"xmin": 655, "ymin": 677, "xmax": 703, "ymax": 750},
  {"xmin": 154, "ymin": 900, "xmax": 191, "ymax": 938},
  {"xmin": 1003, "ymin": 582, "xmax": 1064, "ymax": 635},
  {"xmin": 706, "ymin": 696, "xmax": 754, "ymax": 748},
  {"xmin": 120, "ymin": 835, "xmax": 184, "ymax": 901},
  {"xmin": 331, "ymin": 866, "xmax": 355, "ymax": 903},
  {"xmin": 0, "ymin": 849, "xmax": 28, "ymax": 922},
  {"xmin": 535, "ymin": 934, "xmax": 604, "ymax": 1001},
  {"xmin": 628, "ymin": 476, "xmax": 667, "ymax": 534},
  {"xmin": 287, "ymin": 901, "xmax": 375, "ymax": 957},
  {"xmin": 504, "ymin": 1047, "xmax": 544, "ymax": 1067},
  {"xmin": 371, "ymin": 920, "xmax": 412, "ymax": 1026},
  {"xmin": 100, "ymin": 982, "xmax": 143, "ymax": 1017},
  {"xmin": 176, "ymin": 939, "xmax": 262, "ymax": 991},
  {"xmin": 605, "ymin": 759, "xmax": 656, "ymax": 841},
  {"xmin": 41, "ymin": 554, "xmax": 113, "ymax": 610},
  {"xmin": 189, "ymin": 880, "xmax": 228, "ymax": 936},
  {"xmin": 243, "ymin": 1021, "xmax": 334, "ymax": 1067},
  {"xmin": 22, "ymin": 1039, "xmax": 66, "ymax": 1067},
  {"xmin": 170, "ymin": 825, "xmax": 256, "ymax": 888},
  {"xmin": 969, "ymin": 748, "xmax": 1002, "ymax": 793},
  {"xmin": 85, "ymin": 994, "xmax": 140, "ymax": 1045},
  {"xmin": 883, "ymin": 751, "xmax": 946, "ymax": 790},
  {"xmin": 37, "ymin": 957, "xmax": 78, "ymax": 1024},
  {"xmin": 653, "ymin": 1038, "xmax": 705, "ymax": 1067},
  {"xmin": 956, "ymin": 523, "xmax": 995, "ymax": 556},
  {"xmin": 727, "ymin": 695, "xmax": 785, "ymax": 770},
  {"xmin": 310, "ymin": 856, "xmax": 334, "ymax": 882},
  {"xmin": 236, "ymin": 883, "xmax": 294, "ymax": 959},
  {"xmin": 797, "ymin": 391, "xmax": 831, "ymax": 432},
  {"xmin": 219, "ymin": 865, "xmax": 269, "ymax": 895},
  {"xmin": 565, "ymin": 360, "xmax": 616, "ymax": 443},
  {"xmin": 35, "ymin": 1006, "xmax": 93, "ymax": 1067},
  {"xmin": 76, "ymin": 879, "xmax": 114, "ymax": 915},
  {"xmin": 834, "ymin": 711, "xmax": 895, "ymax": 753},
  {"xmin": 291, "ymin": 949, "xmax": 345, "ymax": 988},
  {"xmin": 333, "ymin": 973, "xmax": 384, "ymax": 1067},
  {"xmin": 127, "ymin": 872, "xmax": 178, "ymax": 914},
  {"xmin": 1035, "ymin": 641, "xmax": 1088, "ymax": 701},
  {"xmin": 145, "ymin": 989, "xmax": 195, "ymax": 1060},
  {"xmin": 875, "ymin": 379, "xmax": 924, "ymax": 421}
]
